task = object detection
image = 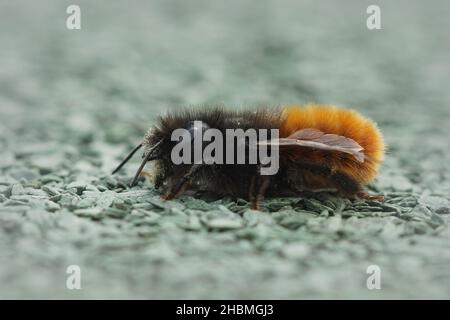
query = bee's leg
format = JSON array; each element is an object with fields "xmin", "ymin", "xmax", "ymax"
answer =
[
  {"xmin": 329, "ymin": 171, "xmax": 361, "ymax": 196},
  {"xmin": 252, "ymin": 176, "xmax": 271, "ymax": 210},
  {"xmin": 249, "ymin": 165, "xmax": 271, "ymax": 210},
  {"xmin": 162, "ymin": 165, "xmax": 200, "ymax": 200},
  {"xmin": 330, "ymin": 171, "xmax": 384, "ymax": 201},
  {"xmin": 162, "ymin": 181, "xmax": 191, "ymax": 200},
  {"xmin": 356, "ymin": 191, "xmax": 384, "ymax": 201},
  {"xmin": 249, "ymin": 175, "xmax": 257, "ymax": 204}
]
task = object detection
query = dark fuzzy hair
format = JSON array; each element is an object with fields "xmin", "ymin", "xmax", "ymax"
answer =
[
  {"xmin": 143, "ymin": 106, "xmax": 284, "ymax": 200},
  {"xmin": 145, "ymin": 106, "xmax": 281, "ymax": 145},
  {"xmin": 112, "ymin": 105, "xmax": 384, "ymax": 209}
]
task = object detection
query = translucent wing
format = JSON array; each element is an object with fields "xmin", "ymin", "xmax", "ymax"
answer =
[{"xmin": 259, "ymin": 128, "xmax": 365, "ymax": 162}]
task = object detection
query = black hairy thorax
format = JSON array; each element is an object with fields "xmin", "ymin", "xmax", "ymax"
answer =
[{"xmin": 144, "ymin": 107, "xmax": 284, "ymax": 198}]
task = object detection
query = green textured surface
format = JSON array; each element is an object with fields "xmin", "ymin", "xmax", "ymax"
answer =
[{"xmin": 1, "ymin": 0, "xmax": 450, "ymax": 299}]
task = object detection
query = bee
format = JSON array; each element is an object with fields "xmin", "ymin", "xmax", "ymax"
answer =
[{"xmin": 112, "ymin": 104, "xmax": 385, "ymax": 209}]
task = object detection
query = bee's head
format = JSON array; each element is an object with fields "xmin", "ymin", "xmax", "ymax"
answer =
[
  {"xmin": 112, "ymin": 107, "xmax": 222, "ymax": 187},
  {"xmin": 142, "ymin": 120, "xmax": 210, "ymax": 158},
  {"xmin": 131, "ymin": 120, "xmax": 210, "ymax": 189}
]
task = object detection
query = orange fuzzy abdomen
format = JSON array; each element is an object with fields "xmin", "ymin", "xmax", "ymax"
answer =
[{"xmin": 279, "ymin": 104, "xmax": 385, "ymax": 183}]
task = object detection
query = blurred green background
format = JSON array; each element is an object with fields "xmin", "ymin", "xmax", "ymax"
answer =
[{"xmin": 0, "ymin": 0, "xmax": 449, "ymax": 298}]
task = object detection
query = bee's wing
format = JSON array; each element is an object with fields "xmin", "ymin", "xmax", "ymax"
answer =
[{"xmin": 259, "ymin": 128, "xmax": 365, "ymax": 163}]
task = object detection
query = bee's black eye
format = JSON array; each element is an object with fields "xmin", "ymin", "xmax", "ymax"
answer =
[{"xmin": 187, "ymin": 120, "xmax": 210, "ymax": 139}]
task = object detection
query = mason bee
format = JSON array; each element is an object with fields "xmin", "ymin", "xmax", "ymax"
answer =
[{"xmin": 112, "ymin": 104, "xmax": 385, "ymax": 209}]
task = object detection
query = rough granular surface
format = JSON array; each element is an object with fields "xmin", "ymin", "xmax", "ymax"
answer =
[{"xmin": 0, "ymin": 0, "xmax": 449, "ymax": 298}]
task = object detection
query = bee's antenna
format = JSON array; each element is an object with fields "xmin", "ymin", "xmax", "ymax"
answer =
[
  {"xmin": 112, "ymin": 143, "xmax": 143, "ymax": 175},
  {"xmin": 129, "ymin": 140, "xmax": 162, "ymax": 187}
]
